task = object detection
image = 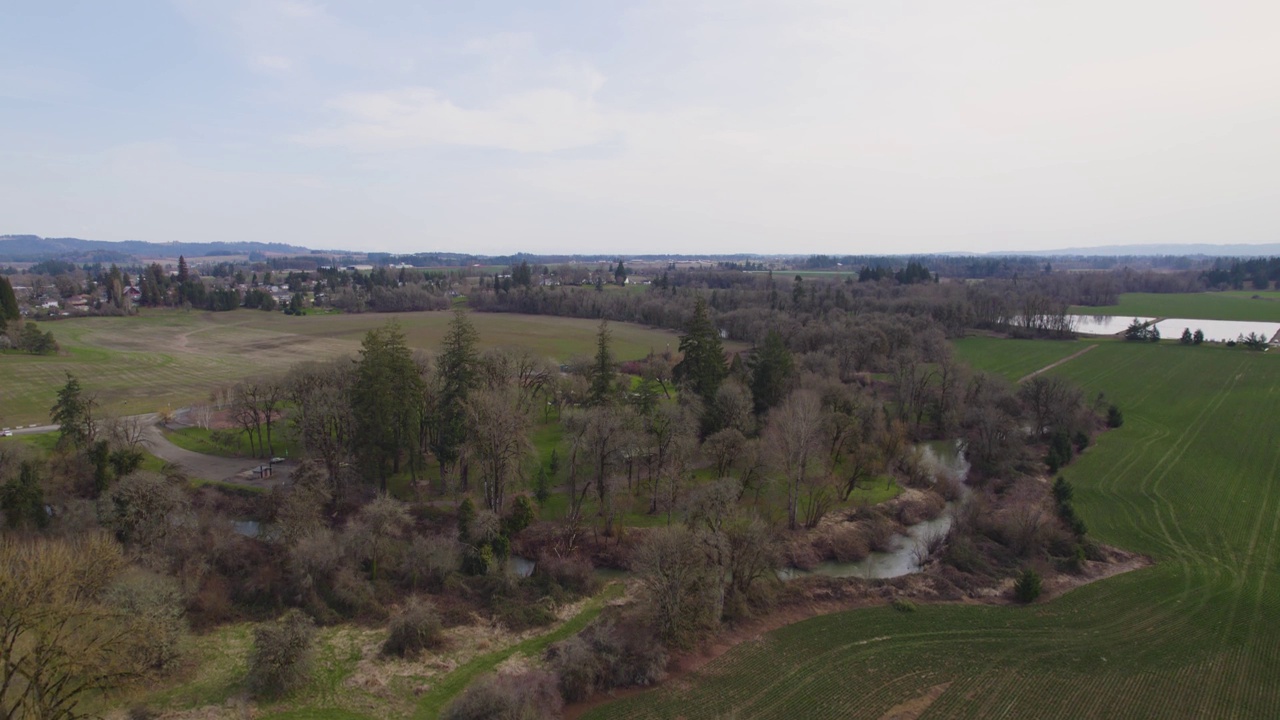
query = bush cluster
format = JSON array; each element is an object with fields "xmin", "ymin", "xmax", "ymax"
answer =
[
  {"xmin": 248, "ymin": 609, "xmax": 315, "ymax": 699},
  {"xmin": 381, "ymin": 597, "xmax": 443, "ymax": 659},
  {"xmin": 442, "ymin": 670, "xmax": 562, "ymax": 720},
  {"xmin": 1014, "ymin": 568, "xmax": 1042, "ymax": 603},
  {"xmin": 546, "ymin": 617, "xmax": 668, "ymax": 702}
]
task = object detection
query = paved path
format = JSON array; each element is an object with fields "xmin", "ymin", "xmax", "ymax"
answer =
[
  {"xmin": 1017, "ymin": 343, "xmax": 1099, "ymax": 384},
  {"xmin": 140, "ymin": 415, "xmax": 291, "ymax": 487},
  {"xmin": 8, "ymin": 412, "xmax": 290, "ymax": 488}
]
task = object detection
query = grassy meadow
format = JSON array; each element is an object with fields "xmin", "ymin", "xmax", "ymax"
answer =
[
  {"xmin": 114, "ymin": 583, "xmax": 624, "ymax": 720},
  {"xmin": 953, "ymin": 335, "xmax": 1090, "ymax": 381},
  {"xmin": 588, "ymin": 339, "xmax": 1280, "ymax": 718},
  {"xmin": 1071, "ymin": 290, "xmax": 1280, "ymax": 322},
  {"xmin": 0, "ymin": 308, "xmax": 690, "ymax": 427}
]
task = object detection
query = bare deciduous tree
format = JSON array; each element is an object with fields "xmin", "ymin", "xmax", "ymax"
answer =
[
  {"xmin": 763, "ymin": 390, "xmax": 829, "ymax": 530},
  {"xmin": 0, "ymin": 534, "xmax": 164, "ymax": 720},
  {"xmin": 632, "ymin": 526, "xmax": 721, "ymax": 649},
  {"xmin": 465, "ymin": 387, "xmax": 533, "ymax": 513}
]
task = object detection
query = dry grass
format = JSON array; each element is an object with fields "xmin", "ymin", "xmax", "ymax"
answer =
[{"xmin": 1, "ymin": 309, "xmax": 692, "ymax": 426}]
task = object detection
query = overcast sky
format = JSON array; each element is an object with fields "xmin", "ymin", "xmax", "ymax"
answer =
[{"xmin": 2, "ymin": 1, "xmax": 1278, "ymax": 255}]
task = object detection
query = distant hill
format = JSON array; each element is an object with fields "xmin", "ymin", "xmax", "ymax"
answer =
[
  {"xmin": 0, "ymin": 235, "xmax": 318, "ymax": 263},
  {"xmin": 999, "ymin": 243, "xmax": 1280, "ymax": 257}
]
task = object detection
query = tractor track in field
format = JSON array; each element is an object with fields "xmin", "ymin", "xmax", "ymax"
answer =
[{"xmin": 1016, "ymin": 344, "xmax": 1099, "ymax": 384}]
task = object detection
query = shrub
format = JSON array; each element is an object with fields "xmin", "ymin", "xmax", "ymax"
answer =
[
  {"xmin": 1052, "ymin": 477, "xmax": 1074, "ymax": 504},
  {"xmin": 248, "ymin": 609, "xmax": 315, "ymax": 698},
  {"xmin": 456, "ymin": 497, "xmax": 476, "ymax": 541},
  {"xmin": 942, "ymin": 534, "xmax": 988, "ymax": 575},
  {"xmin": 329, "ymin": 565, "xmax": 383, "ymax": 619},
  {"xmin": 533, "ymin": 553, "xmax": 599, "ymax": 597},
  {"xmin": 461, "ymin": 544, "xmax": 496, "ymax": 576},
  {"xmin": 494, "ymin": 596, "xmax": 557, "ymax": 631},
  {"xmin": 863, "ymin": 516, "xmax": 897, "ymax": 553},
  {"xmin": 382, "ymin": 597, "xmax": 443, "ymax": 658},
  {"xmin": 504, "ymin": 495, "xmax": 536, "ymax": 536},
  {"xmin": 1045, "ymin": 431, "xmax": 1073, "ymax": 473},
  {"xmin": 896, "ymin": 492, "xmax": 946, "ymax": 525},
  {"xmin": 891, "ymin": 598, "xmax": 917, "ymax": 613},
  {"xmin": 104, "ymin": 569, "xmax": 187, "ymax": 672},
  {"xmin": 546, "ymin": 617, "xmax": 667, "ymax": 702},
  {"xmin": 1106, "ymin": 405, "xmax": 1124, "ymax": 428},
  {"xmin": 1056, "ymin": 494, "xmax": 1088, "ymax": 538},
  {"xmin": 442, "ymin": 670, "xmax": 562, "ymax": 720},
  {"xmin": 1066, "ymin": 544, "xmax": 1087, "ymax": 573},
  {"xmin": 1073, "ymin": 431, "xmax": 1090, "ymax": 452},
  {"xmin": 827, "ymin": 526, "xmax": 870, "ymax": 563},
  {"xmin": 1014, "ymin": 568, "xmax": 1042, "ymax": 603},
  {"xmin": 400, "ymin": 533, "xmax": 461, "ymax": 592},
  {"xmin": 934, "ymin": 475, "xmax": 965, "ymax": 502},
  {"xmin": 547, "ymin": 634, "xmax": 599, "ymax": 702}
]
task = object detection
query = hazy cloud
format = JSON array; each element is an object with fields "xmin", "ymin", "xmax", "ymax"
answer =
[{"xmin": 3, "ymin": 0, "xmax": 1279, "ymax": 253}]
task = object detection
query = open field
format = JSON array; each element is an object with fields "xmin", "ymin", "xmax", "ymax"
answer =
[
  {"xmin": 587, "ymin": 339, "xmax": 1280, "ymax": 718},
  {"xmin": 0, "ymin": 309, "xmax": 692, "ymax": 427},
  {"xmin": 1071, "ymin": 290, "xmax": 1280, "ymax": 322},
  {"xmin": 952, "ymin": 336, "xmax": 1087, "ymax": 382}
]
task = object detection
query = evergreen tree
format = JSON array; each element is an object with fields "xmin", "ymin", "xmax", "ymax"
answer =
[
  {"xmin": 512, "ymin": 260, "xmax": 533, "ymax": 288},
  {"xmin": 433, "ymin": 310, "xmax": 481, "ymax": 484},
  {"xmin": 0, "ymin": 275, "xmax": 20, "ymax": 330},
  {"xmin": 1124, "ymin": 318, "xmax": 1148, "ymax": 341},
  {"xmin": 674, "ymin": 295, "xmax": 727, "ymax": 404},
  {"xmin": 748, "ymin": 329, "xmax": 794, "ymax": 416},
  {"xmin": 0, "ymin": 461, "xmax": 47, "ymax": 529},
  {"xmin": 176, "ymin": 255, "xmax": 189, "ymax": 284},
  {"xmin": 1014, "ymin": 568, "xmax": 1042, "ymax": 603},
  {"xmin": 588, "ymin": 321, "xmax": 616, "ymax": 406},
  {"xmin": 51, "ymin": 372, "xmax": 94, "ymax": 449},
  {"xmin": 352, "ymin": 323, "xmax": 424, "ymax": 491},
  {"xmin": 534, "ymin": 465, "xmax": 551, "ymax": 504}
]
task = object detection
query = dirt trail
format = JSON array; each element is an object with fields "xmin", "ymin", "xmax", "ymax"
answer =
[
  {"xmin": 170, "ymin": 319, "xmax": 248, "ymax": 351},
  {"xmin": 139, "ymin": 414, "xmax": 290, "ymax": 488},
  {"xmin": 1017, "ymin": 343, "xmax": 1098, "ymax": 384}
]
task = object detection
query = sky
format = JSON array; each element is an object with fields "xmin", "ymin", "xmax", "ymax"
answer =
[{"xmin": 2, "ymin": 1, "xmax": 1278, "ymax": 255}]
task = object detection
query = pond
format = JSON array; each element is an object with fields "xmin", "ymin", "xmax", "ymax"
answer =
[
  {"xmin": 1066, "ymin": 315, "xmax": 1156, "ymax": 336},
  {"xmin": 779, "ymin": 440, "xmax": 969, "ymax": 581},
  {"xmin": 1150, "ymin": 318, "xmax": 1280, "ymax": 344}
]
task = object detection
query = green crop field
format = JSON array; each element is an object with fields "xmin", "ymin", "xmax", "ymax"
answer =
[
  {"xmin": 1071, "ymin": 290, "xmax": 1280, "ymax": 322},
  {"xmin": 953, "ymin": 336, "xmax": 1089, "ymax": 382},
  {"xmin": 0, "ymin": 309, "xmax": 691, "ymax": 427},
  {"xmin": 589, "ymin": 340, "xmax": 1280, "ymax": 719}
]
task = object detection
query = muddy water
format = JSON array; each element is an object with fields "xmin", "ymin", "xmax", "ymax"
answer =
[
  {"xmin": 778, "ymin": 441, "xmax": 969, "ymax": 581},
  {"xmin": 508, "ymin": 555, "xmax": 536, "ymax": 578}
]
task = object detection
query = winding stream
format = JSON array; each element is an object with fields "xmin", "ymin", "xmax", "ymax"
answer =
[{"xmin": 778, "ymin": 440, "xmax": 970, "ymax": 581}]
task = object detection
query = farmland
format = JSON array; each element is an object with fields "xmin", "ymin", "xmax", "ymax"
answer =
[
  {"xmin": 952, "ymin": 336, "xmax": 1087, "ymax": 382},
  {"xmin": 587, "ymin": 339, "xmax": 1280, "ymax": 718},
  {"xmin": 1070, "ymin": 290, "xmax": 1280, "ymax": 322},
  {"xmin": 0, "ymin": 309, "xmax": 690, "ymax": 427}
]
